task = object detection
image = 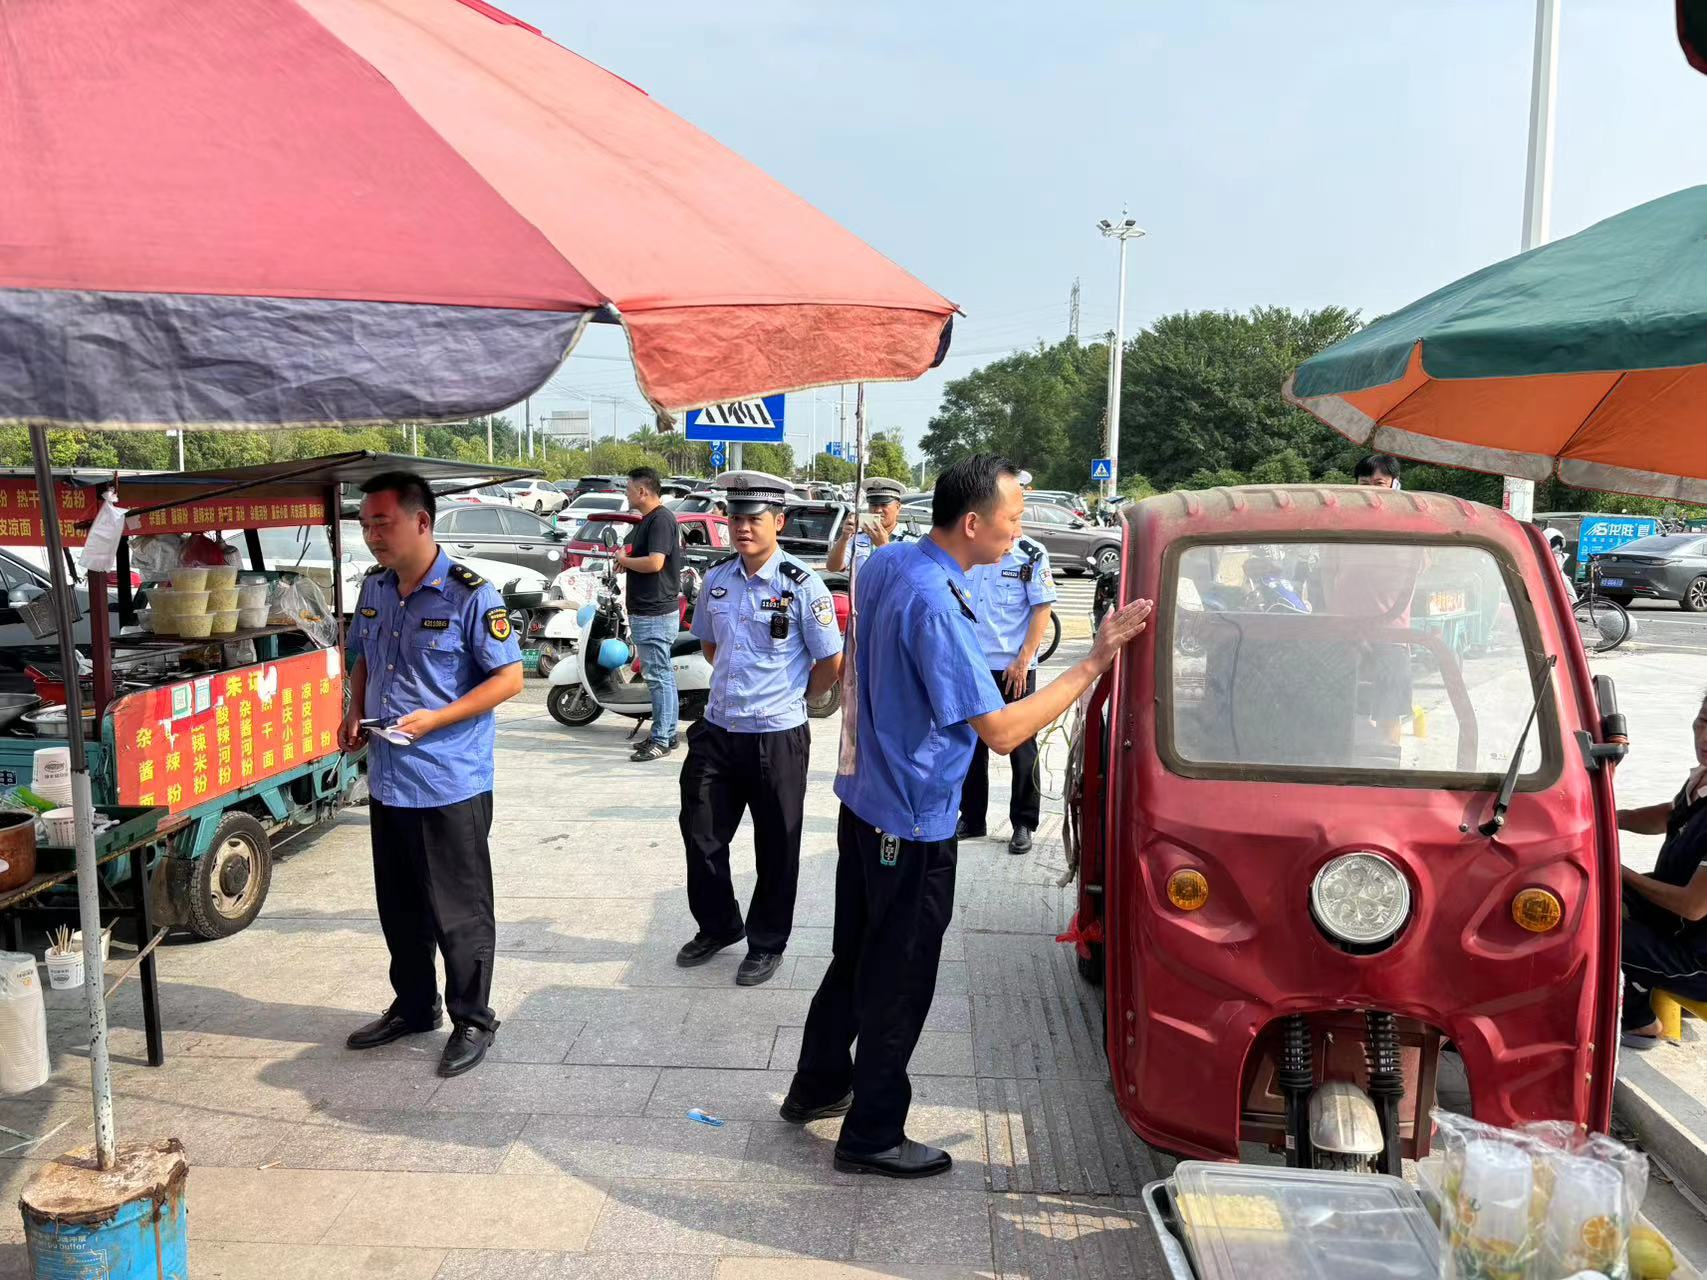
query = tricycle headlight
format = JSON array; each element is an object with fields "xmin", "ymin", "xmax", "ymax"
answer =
[{"xmin": 1311, "ymin": 852, "xmax": 1410, "ymax": 947}]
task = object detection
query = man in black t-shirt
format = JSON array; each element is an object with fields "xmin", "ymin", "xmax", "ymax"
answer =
[{"xmin": 613, "ymin": 467, "xmax": 682, "ymax": 761}]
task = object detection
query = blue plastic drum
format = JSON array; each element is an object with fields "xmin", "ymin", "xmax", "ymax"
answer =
[{"xmin": 21, "ymin": 1140, "xmax": 188, "ymax": 1279}]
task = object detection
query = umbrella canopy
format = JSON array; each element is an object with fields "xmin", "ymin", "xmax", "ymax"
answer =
[
  {"xmin": 1284, "ymin": 186, "xmax": 1707, "ymax": 503},
  {"xmin": 0, "ymin": 0, "xmax": 955, "ymax": 427}
]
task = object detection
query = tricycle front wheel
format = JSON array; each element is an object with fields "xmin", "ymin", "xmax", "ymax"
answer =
[{"xmin": 171, "ymin": 812, "xmax": 273, "ymax": 940}]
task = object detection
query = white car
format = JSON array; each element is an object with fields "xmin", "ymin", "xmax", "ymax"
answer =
[
  {"xmin": 504, "ymin": 479, "xmax": 568, "ymax": 516},
  {"xmin": 256, "ymin": 523, "xmax": 550, "ymax": 614}
]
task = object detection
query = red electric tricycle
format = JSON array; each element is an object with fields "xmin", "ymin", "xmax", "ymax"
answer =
[{"xmin": 1067, "ymin": 484, "xmax": 1625, "ymax": 1173}]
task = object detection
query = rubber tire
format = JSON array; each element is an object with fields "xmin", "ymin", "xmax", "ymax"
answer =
[
  {"xmin": 1076, "ymin": 941, "xmax": 1105, "ymax": 987},
  {"xmin": 1094, "ymin": 546, "xmax": 1121, "ymax": 576},
  {"xmin": 534, "ymin": 500, "xmax": 546, "ymax": 515},
  {"xmin": 807, "ymin": 682, "xmax": 842, "ymax": 719},
  {"xmin": 1038, "ymin": 612, "xmax": 1062, "ymax": 664},
  {"xmin": 1313, "ymin": 1149, "xmax": 1376, "ymax": 1173},
  {"xmin": 1605, "ymin": 592, "xmax": 1634, "ymax": 607},
  {"xmin": 1685, "ymin": 576, "xmax": 1707, "ymax": 613},
  {"xmin": 1573, "ymin": 598, "xmax": 1631, "ymax": 652},
  {"xmin": 548, "ymin": 684, "xmax": 604, "ymax": 727},
  {"xmin": 174, "ymin": 812, "xmax": 272, "ymax": 941}
]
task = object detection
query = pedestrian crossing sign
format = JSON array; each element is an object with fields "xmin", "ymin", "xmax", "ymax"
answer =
[{"xmin": 1090, "ymin": 458, "xmax": 1113, "ymax": 482}]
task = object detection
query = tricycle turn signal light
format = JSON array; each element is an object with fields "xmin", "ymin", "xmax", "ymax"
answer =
[
  {"xmin": 1166, "ymin": 869, "xmax": 1209, "ymax": 911},
  {"xmin": 1512, "ymin": 888, "xmax": 1563, "ymax": 933}
]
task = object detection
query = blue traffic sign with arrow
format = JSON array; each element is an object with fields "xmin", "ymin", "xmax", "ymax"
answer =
[{"xmin": 709, "ymin": 441, "xmax": 727, "ymax": 470}]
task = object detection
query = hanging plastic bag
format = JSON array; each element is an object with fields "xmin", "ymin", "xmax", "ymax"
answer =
[
  {"xmin": 127, "ymin": 534, "xmax": 186, "ymax": 582},
  {"xmin": 0, "ymin": 950, "xmax": 50, "ymax": 1095},
  {"xmin": 78, "ymin": 488, "xmax": 128, "ymax": 574},
  {"xmin": 269, "ymin": 577, "xmax": 336, "ymax": 649}
]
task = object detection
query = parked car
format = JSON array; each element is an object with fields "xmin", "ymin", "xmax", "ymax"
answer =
[
  {"xmin": 777, "ymin": 501, "xmax": 852, "ymax": 564},
  {"xmin": 435, "ymin": 501, "xmax": 571, "ymax": 578},
  {"xmin": 503, "ymin": 478, "xmax": 568, "ymax": 516},
  {"xmin": 901, "ymin": 498, "xmax": 1115, "ymax": 575},
  {"xmin": 1029, "ymin": 488, "xmax": 1089, "ymax": 517},
  {"xmin": 1587, "ymin": 533, "xmax": 1707, "ymax": 610},
  {"xmin": 452, "ymin": 485, "xmax": 513, "ymax": 505},
  {"xmin": 562, "ymin": 492, "xmax": 628, "ymax": 515},
  {"xmin": 255, "ymin": 523, "xmax": 549, "ymax": 617},
  {"xmin": 670, "ymin": 491, "xmax": 727, "ymax": 515},
  {"xmin": 561, "ymin": 510, "xmax": 734, "ymax": 573},
  {"xmin": 565, "ymin": 475, "xmax": 624, "ymax": 498}
]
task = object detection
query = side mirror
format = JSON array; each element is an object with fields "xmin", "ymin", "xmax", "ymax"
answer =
[
  {"xmin": 1069, "ymin": 519, "xmax": 1085, "ymax": 530},
  {"xmin": 550, "ymin": 528, "xmax": 568, "ymax": 541}
]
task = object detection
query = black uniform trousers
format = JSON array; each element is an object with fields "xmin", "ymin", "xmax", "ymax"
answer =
[
  {"xmin": 679, "ymin": 719, "xmax": 810, "ymax": 955},
  {"xmin": 959, "ymin": 668, "xmax": 1040, "ymax": 833},
  {"xmin": 791, "ymin": 805, "xmax": 957, "ymax": 1154},
  {"xmin": 1622, "ymin": 905, "xmax": 1707, "ymax": 1030},
  {"xmin": 370, "ymin": 793, "xmax": 499, "ymax": 1033}
]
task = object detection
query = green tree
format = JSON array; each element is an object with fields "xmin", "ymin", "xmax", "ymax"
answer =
[
  {"xmin": 1119, "ymin": 473, "xmax": 1156, "ymax": 501},
  {"xmin": 1184, "ymin": 467, "xmax": 1248, "ymax": 490},
  {"xmin": 866, "ymin": 431, "xmax": 911, "ymax": 482},
  {"xmin": 1248, "ymin": 448, "xmax": 1311, "ymax": 486}
]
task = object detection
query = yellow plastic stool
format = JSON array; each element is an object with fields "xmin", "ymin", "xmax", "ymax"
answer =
[{"xmin": 1651, "ymin": 990, "xmax": 1707, "ymax": 1041}]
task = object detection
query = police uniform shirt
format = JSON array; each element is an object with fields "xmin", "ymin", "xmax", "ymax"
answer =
[
  {"xmin": 348, "ymin": 548, "xmax": 523, "ymax": 807},
  {"xmin": 835, "ymin": 538, "xmax": 1007, "ymax": 842},
  {"xmin": 849, "ymin": 522, "xmax": 915, "ymax": 571},
  {"xmin": 966, "ymin": 537, "xmax": 1058, "ymax": 670},
  {"xmin": 692, "ymin": 550, "xmax": 842, "ymax": 733}
]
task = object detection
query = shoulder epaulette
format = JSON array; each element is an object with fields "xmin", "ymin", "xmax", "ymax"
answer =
[
  {"xmin": 448, "ymin": 563, "xmax": 486, "ymax": 589},
  {"xmin": 362, "ymin": 563, "xmax": 385, "ymax": 578},
  {"xmin": 778, "ymin": 561, "xmax": 810, "ymax": 585},
  {"xmin": 948, "ymin": 580, "xmax": 977, "ymax": 621},
  {"xmin": 1016, "ymin": 536, "xmax": 1044, "ymax": 561}
]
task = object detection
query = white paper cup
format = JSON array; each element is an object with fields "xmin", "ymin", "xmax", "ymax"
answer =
[
  {"xmin": 45, "ymin": 949, "xmax": 83, "ymax": 990},
  {"xmin": 32, "ymin": 747, "xmax": 69, "ymax": 784},
  {"xmin": 42, "ymin": 808, "xmax": 75, "ymax": 846}
]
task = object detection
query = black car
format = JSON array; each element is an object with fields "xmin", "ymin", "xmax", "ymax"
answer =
[
  {"xmin": 1590, "ymin": 534, "xmax": 1707, "ymax": 611},
  {"xmin": 435, "ymin": 501, "xmax": 570, "ymax": 578},
  {"xmin": 566, "ymin": 475, "xmax": 624, "ymax": 498}
]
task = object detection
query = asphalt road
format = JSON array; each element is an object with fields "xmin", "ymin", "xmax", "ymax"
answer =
[{"xmin": 1620, "ymin": 600, "xmax": 1707, "ymax": 653}]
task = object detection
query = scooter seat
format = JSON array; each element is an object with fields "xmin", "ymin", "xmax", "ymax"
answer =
[{"xmin": 671, "ymin": 634, "xmax": 704, "ymax": 659}]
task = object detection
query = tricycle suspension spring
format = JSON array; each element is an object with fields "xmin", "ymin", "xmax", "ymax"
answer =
[
  {"xmin": 1364, "ymin": 1010, "xmax": 1404, "ymax": 1176},
  {"xmin": 1279, "ymin": 1014, "xmax": 1313, "ymax": 1168}
]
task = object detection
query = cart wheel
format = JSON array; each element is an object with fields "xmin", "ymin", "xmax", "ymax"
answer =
[
  {"xmin": 1039, "ymin": 612, "xmax": 1062, "ymax": 664},
  {"xmin": 548, "ymin": 683, "xmax": 603, "ymax": 727},
  {"xmin": 174, "ymin": 812, "xmax": 272, "ymax": 940},
  {"xmin": 1313, "ymin": 1150, "xmax": 1376, "ymax": 1173},
  {"xmin": 1076, "ymin": 941, "xmax": 1105, "ymax": 986},
  {"xmin": 807, "ymin": 682, "xmax": 842, "ymax": 719}
]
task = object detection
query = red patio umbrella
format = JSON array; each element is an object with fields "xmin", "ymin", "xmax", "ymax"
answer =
[{"xmin": 0, "ymin": 0, "xmax": 956, "ymax": 426}]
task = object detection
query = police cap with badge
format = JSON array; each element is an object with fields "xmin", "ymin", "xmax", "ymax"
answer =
[
  {"xmin": 862, "ymin": 476, "xmax": 906, "ymax": 508},
  {"xmin": 713, "ymin": 470, "xmax": 793, "ymax": 516}
]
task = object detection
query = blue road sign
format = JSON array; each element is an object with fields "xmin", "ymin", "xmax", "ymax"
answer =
[
  {"xmin": 708, "ymin": 441, "xmax": 727, "ymax": 471},
  {"xmin": 1090, "ymin": 458, "xmax": 1114, "ymax": 482},
  {"xmin": 824, "ymin": 442, "xmax": 844, "ymax": 459},
  {"xmin": 685, "ymin": 394, "xmax": 786, "ymax": 443}
]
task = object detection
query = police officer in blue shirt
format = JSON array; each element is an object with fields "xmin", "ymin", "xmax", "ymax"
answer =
[
  {"xmin": 959, "ymin": 535, "xmax": 1058, "ymax": 854},
  {"xmin": 337, "ymin": 473, "xmax": 524, "ymax": 1078},
  {"xmin": 676, "ymin": 471, "xmax": 844, "ymax": 987},
  {"xmin": 826, "ymin": 475, "xmax": 915, "ymax": 574},
  {"xmin": 780, "ymin": 455, "xmax": 1152, "ymax": 1179}
]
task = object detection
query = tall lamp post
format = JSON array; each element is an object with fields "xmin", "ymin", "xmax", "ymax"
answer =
[{"xmin": 1097, "ymin": 215, "xmax": 1145, "ymax": 503}]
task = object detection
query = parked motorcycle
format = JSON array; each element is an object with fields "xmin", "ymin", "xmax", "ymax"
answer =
[{"xmin": 544, "ymin": 552, "xmax": 713, "ymax": 730}]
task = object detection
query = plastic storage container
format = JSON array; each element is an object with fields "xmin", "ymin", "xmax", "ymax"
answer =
[
  {"xmin": 207, "ymin": 587, "xmax": 239, "ymax": 611},
  {"xmin": 203, "ymin": 565, "xmax": 239, "ymax": 590},
  {"xmin": 237, "ymin": 582, "xmax": 269, "ymax": 609},
  {"xmin": 210, "ymin": 610, "xmax": 239, "ymax": 636},
  {"xmin": 0, "ymin": 950, "xmax": 50, "ymax": 1094},
  {"xmin": 237, "ymin": 604, "xmax": 269, "ymax": 629},
  {"xmin": 1171, "ymin": 1160, "xmax": 1439, "ymax": 1280},
  {"xmin": 175, "ymin": 613, "xmax": 213, "ymax": 639},
  {"xmin": 169, "ymin": 567, "xmax": 209, "ymax": 591}
]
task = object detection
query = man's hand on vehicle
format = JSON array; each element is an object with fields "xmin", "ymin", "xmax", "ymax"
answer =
[{"xmin": 1090, "ymin": 599, "xmax": 1154, "ymax": 670}]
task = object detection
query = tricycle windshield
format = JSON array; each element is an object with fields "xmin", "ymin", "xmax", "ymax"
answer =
[{"xmin": 1165, "ymin": 539, "xmax": 1551, "ymax": 785}]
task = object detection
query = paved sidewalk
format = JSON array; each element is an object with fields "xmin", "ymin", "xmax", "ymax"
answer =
[{"xmin": 0, "ymin": 691, "xmax": 1162, "ymax": 1278}]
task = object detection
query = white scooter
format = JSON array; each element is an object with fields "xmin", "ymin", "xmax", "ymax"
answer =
[{"xmin": 544, "ymin": 552, "xmax": 712, "ymax": 731}]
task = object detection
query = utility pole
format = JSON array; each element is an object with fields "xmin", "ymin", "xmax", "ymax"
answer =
[
  {"xmin": 1503, "ymin": 0, "xmax": 1560, "ymax": 523},
  {"xmin": 1098, "ymin": 215, "xmax": 1145, "ymax": 503},
  {"xmin": 524, "ymin": 398, "xmax": 533, "ymax": 461},
  {"xmin": 1068, "ymin": 277, "xmax": 1081, "ymax": 342},
  {"xmin": 486, "ymin": 414, "xmax": 494, "ymax": 464},
  {"xmin": 838, "ymin": 385, "xmax": 848, "ymax": 460}
]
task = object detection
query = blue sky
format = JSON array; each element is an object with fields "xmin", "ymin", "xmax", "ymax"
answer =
[{"xmin": 505, "ymin": 1, "xmax": 1706, "ymax": 464}]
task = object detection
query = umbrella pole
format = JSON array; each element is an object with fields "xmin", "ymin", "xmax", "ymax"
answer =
[
  {"xmin": 27, "ymin": 424, "xmax": 116, "ymax": 1171},
  {"xmin": 835, "ymin": 386, "xmax": 868, "ymax": 778}
]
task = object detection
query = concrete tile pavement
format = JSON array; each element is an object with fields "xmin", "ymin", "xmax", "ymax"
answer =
[{"xmin": 0, "ymin": 686, "xmax": 1162, "ymax": 1277}]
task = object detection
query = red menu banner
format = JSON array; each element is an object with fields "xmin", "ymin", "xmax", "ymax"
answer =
[
  {"xmin": 111, "ymin": 648, "xmax": 345, "ymax": 812},
  {"xmin": 0, "ymin": 480, "xmax": 100, "ymax": 547},
  {"xmin": 126, "ymin": 495, "xmax": 328, "ymax": 537}
]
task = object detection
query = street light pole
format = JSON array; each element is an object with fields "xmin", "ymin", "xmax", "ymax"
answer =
[
  {"xmin": 1098, "ymin": 215, "xmax": 1145, "ymax": 503},
  {"xmin": 1503, "ymin": 0, "xmax": 1560, "ymax": 522}
]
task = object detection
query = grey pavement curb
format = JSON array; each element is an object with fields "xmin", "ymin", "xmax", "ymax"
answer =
[{"xmin": 1615, "ymin": 1056, "xmax": 1707, "ymax": 1204}]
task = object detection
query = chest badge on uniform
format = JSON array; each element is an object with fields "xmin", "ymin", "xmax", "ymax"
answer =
[
  {"xmin": 359, "ymin": 607, "xmax": 378, "ymax": 618},
  {"xmin": 709, "ymin": 586, "xmax": 728, "ymax": 599},
  {"xmin": 759, "ymin": 596, "xmax": 790, "ymax": 612},
  {"xmin": 421, "ymin": 617, "xmax": 451, "ymax": 630},
  {"xmin": 485, "ymin": 607, "xmax": 512, "ymax": 641},
  {"xmin": 812, "ymin": 596, "xmax": 834, "ymax": 627}
]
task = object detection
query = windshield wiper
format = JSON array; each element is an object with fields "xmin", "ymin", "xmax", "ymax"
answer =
[{"xmin": 1471, "ymin": 653, "xmax": 1556, "ymax": 838}]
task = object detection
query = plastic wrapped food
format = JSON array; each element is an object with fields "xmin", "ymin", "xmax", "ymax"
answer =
[
  {"xmin": 170, "ymin": 566, "xmax": 209, "ymax": 591},
  {"xmin": 210, "ymin": 610, "xmax": 238, "ymax": 635},
  {"xmin": 207, "ymin": 587, "xmax": 239, "ymax": 611}
]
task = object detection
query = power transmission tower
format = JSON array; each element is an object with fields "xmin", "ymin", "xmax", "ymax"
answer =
[{"xmin": 1068, "ymin": 277, "xmax": 1081, "ymax": 341}]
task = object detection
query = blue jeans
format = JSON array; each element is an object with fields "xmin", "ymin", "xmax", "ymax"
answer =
[{"xmin": 629, "ymin": 611, "xmax": 679, "ymax": 745}]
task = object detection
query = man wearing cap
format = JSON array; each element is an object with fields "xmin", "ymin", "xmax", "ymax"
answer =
[
  {"xmin": 959, "ymin": 533, "xmax": 1057, "ymax": 854},
  {"xmin": 675, "ymin": 471, "xmax": 844, "ymax": 987},
  {"xmin": 781, "ymin": 454, "xmax": 1152, "ymax": 1179},
  {"xmin": 827, "ymin": 475, "xmax": 915, "ymax": 574}
]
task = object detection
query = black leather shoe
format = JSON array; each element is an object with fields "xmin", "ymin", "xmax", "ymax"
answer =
[
  {"xmin": 779, "ymin": 1090, "xmax": 853, "ymax": 1124},
  {"xmin": 834, "ymin": 1138, "xmax": 952, "ymax": 1179},
  {"xmin": 346, "ymin": 1005, "xmax": 442, "ymax": 1051},
  {"xmin": 1008, "ymin": 826, "xmax": 1034, "ymax": 855},
  {"xmin": 736, "ymin": 951, "xmax": 783, "ymax": 987},
  {"xmin": 676, "ymin": 930, "xmax": 744, "ymax": 967},
  {"xmin": 438, "ymin": 1024, "xmax": 495, "ymax": 1077},
  {"xmin": 956, "ymin": 819, "xmax": 985, "ymax": 840}
]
